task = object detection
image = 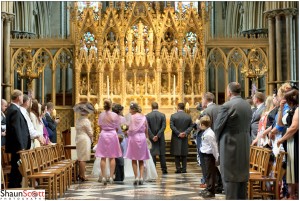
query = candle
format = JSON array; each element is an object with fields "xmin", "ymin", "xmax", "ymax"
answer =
[
  {"xmin": 173, "ymin": 75, "xmax": 176, "ymax": 104},
  {"xmin": 107, "ymin": 76, "xmax": 110, "ymax": 98}
]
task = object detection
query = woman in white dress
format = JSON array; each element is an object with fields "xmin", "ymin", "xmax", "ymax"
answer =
[
  {"xmin": 73, "ymin": 102, "xmax": 94, "ymax": 182},
  {"xmin": 29, "ymin": 99, "xmax": 45, "ymax": 148}
]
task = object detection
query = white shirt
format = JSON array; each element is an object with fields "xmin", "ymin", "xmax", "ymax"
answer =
[
  {"xmin": 200, "ymin": 127, "xmax": 219, "ymax": 160},
  {"xmin": 256, "ymin": 103, "xmax": 264, "ymax": 111},
  {"xmin": 20, "ymin": 107, "xmax": 42, "ymax": 139}
]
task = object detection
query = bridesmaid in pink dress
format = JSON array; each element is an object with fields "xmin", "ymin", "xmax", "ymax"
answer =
[
  {"xmin": 124, "ymin": 102, "xmax": 150, "ymax": 185},
  {"xmin": 95, "ymin": 99, "xmax": 122, "ymax": 185}
]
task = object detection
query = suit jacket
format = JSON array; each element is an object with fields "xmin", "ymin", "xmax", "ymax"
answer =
[
  {"xmin": 5, "ymin": 103, "xmax": 30, "ymax": 153},
  {"xmin": 146, "ymin": 110, "xmax": 166, "ymax": 156},
  {"xmin": 1, "ymin": 112, "xmax": 6, "ymax": 146},
  {"xmin": 214, "ymin": 96, "xmax": 252, "ymax": 182},
  {"xmin": 170, "ymin": 111, "xmax": 193, "ymax": 156},
  {"xmin": 202, "ymin": 103, "xmax": 220, "ymax": 131},
  {"xmin": 250, "ymin": 104, "xmax": 266, "ymax": 141},
  {"xmin": 45, "ymin": 113, "xmax": 57, "ymax": 143}
]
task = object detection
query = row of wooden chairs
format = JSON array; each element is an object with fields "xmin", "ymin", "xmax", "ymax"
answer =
[
  {"xmin": 18, "ymin": 144, "xmax": 76, "ymax": 199},
  {"xmin": 248, "ymin": 146, "xmax": 287, "ymax": 199}
]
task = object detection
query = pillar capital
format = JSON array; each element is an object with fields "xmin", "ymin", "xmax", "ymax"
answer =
[
  {"xmin": 1, "ymin": 12, "xmax": 15, "ymax": 22},
  {"xmin": 264, "ymin": 8, "xmax": 298, "ymax": 19}
]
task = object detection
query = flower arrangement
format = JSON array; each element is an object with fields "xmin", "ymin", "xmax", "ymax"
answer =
[{"xmin": 121, "ymin": 124, "xmax": 129, "ymax": 132}]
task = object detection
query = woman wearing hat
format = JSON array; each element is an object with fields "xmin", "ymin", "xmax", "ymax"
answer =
[
  {"xmin": 124, "ymin": 102, "xmax": 150, "ymax": 185},
  {"xmin": 73, "ymin": 102, "xmax": 94, "ymax": 182},
  {"xmin": 95, "ymin": 99, "xmax": 122, "ymax": 185}
]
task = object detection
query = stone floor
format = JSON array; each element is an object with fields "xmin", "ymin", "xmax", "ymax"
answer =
[{"xmin": 59, "ymin": 162, "xmax": 225, "ymax": 200}]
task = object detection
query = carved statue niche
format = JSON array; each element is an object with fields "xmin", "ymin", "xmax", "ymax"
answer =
[
  {"xmin": 126, "ymin": 71, "xmax": 134, "ymax": 95},
  {"xmin": 161, "ymin": 73, "xmax": 168, "ymax": 94},
  {"xmin": 136, "ymin": 71, "xmax": 145, "ymax": 95},
  {"xmin": 89, "ymin": 72, "xmax": 98, "ymax": 96},
  {"xmin": 80, "ymin": 74, "xmax": 88, "ymax": 95},
  {"xmin": 147, "ymin": 72, "xmax": 155, "ymax": 94},
  {"xmin": 184, "ymin": 79, "xmax": 192, "ymax": 94},
  {"xmin": 113, "ymin": 70, "xmax": 121, "ymax": 95}
]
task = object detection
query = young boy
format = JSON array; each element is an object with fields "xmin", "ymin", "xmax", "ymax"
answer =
[{"xmin": 198, "ymin": 115, "xmax": 219, "ymax": 198}]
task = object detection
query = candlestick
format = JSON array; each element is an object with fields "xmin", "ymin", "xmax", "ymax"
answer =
[{"xmin": 173, "ymin": 75, "xmax": 176, "ymax": 105}]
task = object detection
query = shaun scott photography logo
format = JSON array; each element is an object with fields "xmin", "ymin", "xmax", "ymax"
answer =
[{"xmin": 0, "ymin": 190, "xmax": 45, "ymax": 200}]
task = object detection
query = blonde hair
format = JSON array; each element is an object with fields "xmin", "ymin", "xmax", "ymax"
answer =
[
  {"xmin": 263, "ymin": 96, "xmax": 274, "ymax": 114},
  {"xmin": 278, "ymin": 83, "xmax": 292, "ymax": 99},
  {"xmin": 200, "ymin": 115, "xmax": 211, "ymax": 128}
]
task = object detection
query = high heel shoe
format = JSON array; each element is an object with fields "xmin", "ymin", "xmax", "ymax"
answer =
[
  {"xmin": 133, "ymin": 178, "xmax": 138, "ymax": 185},
  {"xmin": 102, "ymin": 177, "xmax": 107, "ymax": 185},
  {"xmin": 109, "ymin": 177, "xmax": 113, "ymax": 184}
]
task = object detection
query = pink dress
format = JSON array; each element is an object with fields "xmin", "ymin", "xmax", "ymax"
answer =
[
  {"xmin": 124, "ymin": 113, "xmax": 150, "ymax": 160},
  {"xmin": 95, "ymin": 111, "xmax": 122, "ymax": 158}
]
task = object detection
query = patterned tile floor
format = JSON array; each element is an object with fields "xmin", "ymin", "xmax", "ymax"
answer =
[{"xmin": 59, "ymin": 162, "xmax": 225, "ymax": 200}]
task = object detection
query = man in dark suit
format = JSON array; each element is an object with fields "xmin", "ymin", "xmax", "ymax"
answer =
[
  {"xmin": 5, "ymin": 90, "xmax": 31, "ymax": 188},
  {"xmin": 146, "ymin": 102, "xmax": 168, "ymax": 174},
  {"xmin": 214, "ymin": 82, "xmax": 252, "ymax": 199},
  {"xmin": 45, "ymin": 102, "xmax": 59, "ymax": 143},
  {"xmin": 250, "ymin": 92, "xmax": 266, "ymax": 142},
  {"xmin": 1, "ymin": 99, "xmax": 8, "ymax": 146},
  {"xmin": 201, "ymin": 92, "xmax": 223, "ymax": 194},
  {"xmin": 170, "ymin": 102, "xmax": 193, "ymax": 173}
]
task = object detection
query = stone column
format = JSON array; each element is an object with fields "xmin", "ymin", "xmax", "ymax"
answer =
[
  {"xmin": 285, "ymin": 12, "xmax": 293, "ymax": 81},
  {"xmin": 1, "ymin": 12, "xmax": 14, "ymax": 101},
  {"xmin": 267, "ymin": 14, "xmax": 275, "ymax": 93},
  {"xmin": 275, "ymin": 15, "xmax": 282, "ymax": 86}
]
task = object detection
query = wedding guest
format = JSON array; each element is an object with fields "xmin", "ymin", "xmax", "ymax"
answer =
[
  {"xmin": 20, "ymin": 95, "xmax": 44, "ymax": 149},
  {"xmin": 146, "ymin": 102, "xmax": 168, "ymax": 174},
  {"xmin": 198, "ymin": 115, "xmax": 219, "ymax": 198},
  {"xmin": 73, "ymin": 102, "xmax": 94, "ymax": 182},
  {"xmin": 170, "ymin": 103, "xmax": 193, "ymax": 173},
  {"xmin": 124, "ymin": 102, "xmax": 150, "ymax": 185},
  {"xmin": 214, "ymin": 82, "xmax": 252, "ymax": 199},
  {"xmin": 6, "ymin": 90, "xmax": 30, "ymax": 188},
  {"xmin": 41, "ymin": 104, "xmax": 51, "ymax": 145},
  {"xmin": 30, "ymin": 99, "xmax": 46, "ymax": 147},
  {"xmin": 1, "ymin": 99, "xmax": 8, "ymax": 146},
  {"xmin": 250, "ymin": 92, "xmax": 266, "ymax": 142},
  {"xmin": 277, "ymin": 89, "xmax": 299, "ymax": 199},
  {"xmin": 95, "ymin": 99, "xmax": 122, "ymax": 185},
  {"xmin": 45, "ymin": 102, "xmax": 59, "ymax": 143},
  {"xmin": 251, "ymin": 96, "xmax": 275, "ymax": 146}
]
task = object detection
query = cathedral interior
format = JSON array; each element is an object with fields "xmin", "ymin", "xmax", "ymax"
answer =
[
  {"xmin": 1, "ymin": 2, "xmax": 299, "ymax": 200},
  {"xmin": 1, "ymin": 1, "xmax": 299, "ymax": 143}
]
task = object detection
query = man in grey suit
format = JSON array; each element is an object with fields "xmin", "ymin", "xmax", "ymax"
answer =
[
  {"xmin": 146, "ymin": 102, "xmax": 168, "ymax": 174},
  {"xmin": 250, "ymin": 92, "xmax": 265, "ymax": 142},
  {"xmin": 201, "ymin": 92, "xmax": 223, "ymax": 194},
  {"xmin": 214, "ymin": 82, "xmax": 252, "ymax": 199},
  {"xmin": 170, "ymin": 103, "xmax": 193, "ymax": 173}
]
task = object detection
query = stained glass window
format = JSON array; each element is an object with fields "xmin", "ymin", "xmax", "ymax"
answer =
[
  {"xmin": 78, "ymin": 1, "xmax": 99, "ymax": 12},
  {"xmin": 175, "ymin": 1, "xmax": 198, "ymax": 12},
  {"xmin": 81, "ymin": 32, "xmax": 97, "ymax": 52}
]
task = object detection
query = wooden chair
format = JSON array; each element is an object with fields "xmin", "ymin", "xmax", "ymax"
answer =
[
  {"xmin": 52, "ymin": 144, "xmax": 73, "ymax": 187},
  {"xmin": 19, "ymin": 150, "xmax": 56, "ymax": 199},
  {"xmin": 34, "ymin": 147, "xmax": 65, "ymax": 198},
  {"xmin": 248, "ymin": 151, "xmax": 287, "ymax": 200},
  {"xmin": 1, "ymin": 146, "xmax": 11, "ymax": 187},
  {"xmin": 250, "ymin": 146, "xmax": 263, "ymax": 172},
  {"xmin": 57, "ymin": 143, "xmax": 77, "ymax": 183}
]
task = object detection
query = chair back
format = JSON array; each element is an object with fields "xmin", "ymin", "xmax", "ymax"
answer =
[
  {"xmin": 258, "ymin": 148, "xmax": 272, "ymax": 176},
  {"xmin": 19, "ymin": 150, "xmax": 33, "ymax": 187}
]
